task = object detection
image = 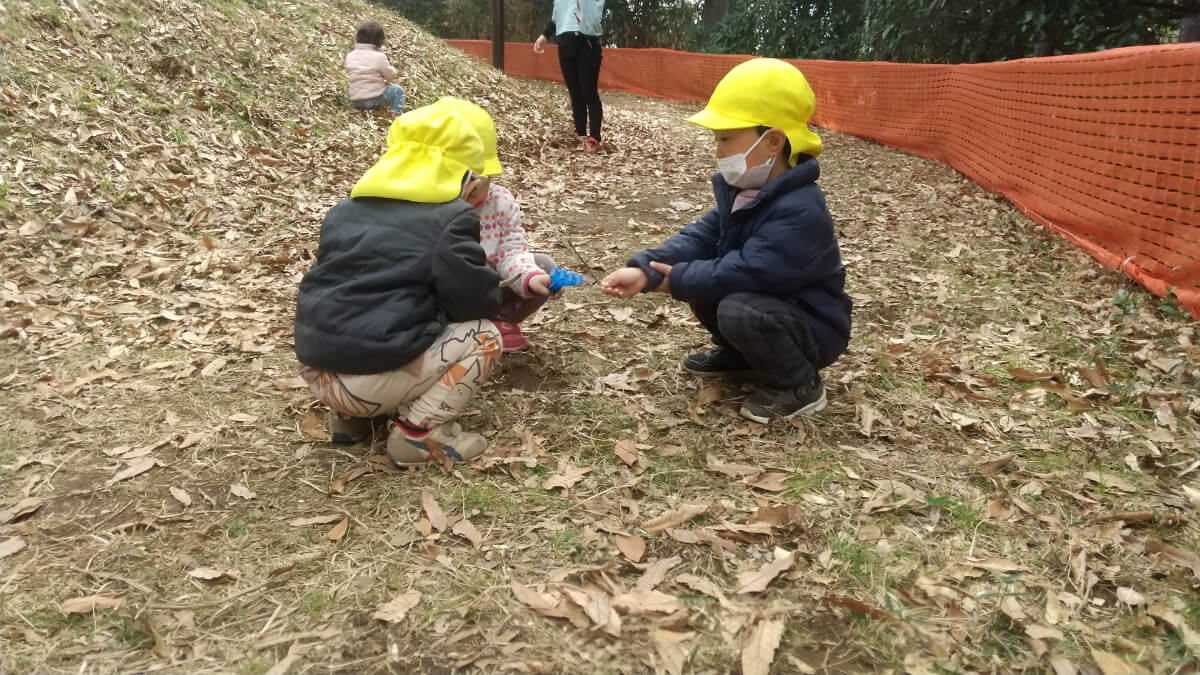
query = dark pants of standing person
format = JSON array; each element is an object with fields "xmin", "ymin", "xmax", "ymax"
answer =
[
  {"xmin": 689, "ymin": 293, "xmax": 827, "ymax": 389},
  {"xmin": 557, "ymin": 32, "xmax": 603, "ymax": 142}
]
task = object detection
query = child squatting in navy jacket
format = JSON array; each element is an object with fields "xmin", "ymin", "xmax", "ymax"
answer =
[{"xmin": 601, "ymin": 58, "xmax": 852, "ymax": 423}]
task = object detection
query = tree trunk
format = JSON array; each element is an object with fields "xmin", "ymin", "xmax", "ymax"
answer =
[
  {"xmin": 1180, "ymin": 13, "xmax": 1200, "ymax": 42},
  {"xmin": 701, "ymin": 0, "xmax": 730, "ymax": 27}
]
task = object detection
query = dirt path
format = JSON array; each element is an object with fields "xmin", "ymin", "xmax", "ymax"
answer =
[{"xmin": 3, "ymin": 5, "xmax": 1199, "ymax": 674}]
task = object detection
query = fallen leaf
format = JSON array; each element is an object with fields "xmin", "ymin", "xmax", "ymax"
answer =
[
  {"xmin": 857, "ymin": 403, "xmax": 878, "ymax": 437},
  {"xmin": 422, "ymin": 492, "xmax": 447, "ymax": 532},
  {"xmin": 1091, "ymin": 648, "xmax": 1150, "ymax": 675},
  {"xmin": 0, "ymin": 537, "xmax": 26, "ymax": 558},
  {"xmin": 1045, "ymin": 591, "xmax": 1068, "ymax": 625},
  {"xmin": 511, "ymin": 581, "xmax": 562, "ymax": 614},
  {"xmin": 200, "ymin": 357, "xmax": 228, "ymax": 377},
  {"xmin": 615, "ymin": 534, "xmax": 645, "ymax": 562},
  {"xmin": 705, "ymin": 454, "xmax": 762, "ymax": 478},
  {"xmin": 1001, "ymin": 596, "xmax": 1028, "ymax": 622},
  {"xmin": 752, "ymin": 504, "xmax": 801, "ymax": 526},
  {"xmin": 975, "ymin": 453, "xmax": 1015, "ymax": 475},
  {"xmin": 0, "ymin": 497, "xmax": 43, "ymax": 523},
  {"xmin": 651, "ymin": 630, "xmax": 693, "ymax": 675},
  {"xmin": 169, "ymin": 487, "xmax": 192, "ymax": 508},
  {"xmin": 614, "ymin": 439, "xmax": 639, "ymax": 466},
  {"xmin": 372, "ymin": 590, "xmax": 421, "ymax": 623},
  {"xmin": 188, "ymin": 567, "xmax": 240, "ymax": 583},
  {"xmin": 330, "ymin": 464, "xmax": 370, "ymax": 494},
  {"xmin": 301, "ymin": 408, "xmax": 330, "ymax": 441},
  {"xmin": 1050, "ymin": 656, "xmax": 1079, "ymax": 675},
  {"xmin": 229, "ymin": 483, "xmax": 256, "ymax": 500},
  {"xmin": 741, "ymin": 618, "xmax": 786, "ymax": 675},
  {"xmin": 105, "ymin": 457, "xmax": 160, "ymax": 486},
  {"xmin": 611, "ymin": 590, "xmax": 686, "ymax": 615},
  {"xmin": 643, "ymin": 504, "xmax": 709, "ymax": 535},
  {"xmin": 861, "ymin": 479, "xmax": 920, "ymax": 513},
  {"xmin": 1083, "ymin": 471, "xmax": 1137, "ymax": 493},
  {"xmin": 562, "ymin": 586, "xmax": 622, "ymax": 637},
  {"xmin": 696, "ymin": 382, "xmax": 722, "ymax": 405},
  {"xmin": 1009, "ymin": 368, "xmax": 1058, "ymax": 382},
  {"xmin": 452, "ymin": 518, "xmax": 483, "ymax": 549},
  {"xmin": 675, "ymin": 573, "xmax": 737, "ymax": 610},
  {"xmin": 1147, "ymin": 603, "xmax": 1200, "ymax": 653},
  {"xmin": 1116, "ymin": 587, "xmax": 1144, "ymax": 606},
  {"xmin": 60, "ymin": 595, "xmax": 123, "ymax": 614},
  {"xmin": 601, "ymin": 372, "xmax": 639, "ymax": 392},
  {"xmin": 1025, "ymin": 624, "xmax": 1064, "ymax": 641},
  {"xmin": 326, "ymin": 519, "xmax": 349, "ymax": 541},
  {"xmin": 744, "ymin": 472, "xmax": 787, "ymax": 492},
  {"xmin": 635, "ymin": 556, "xmax": 682, "ymax": 592},
  {"xmin": 543, "ymin": 460, "xmax": 592, "ymax": 490},
  {"xmin": 736, "ymin": 552, "xmax": 795, "ymax": 594},
  {"xmin": 288, "ymin": 514, "xmax": 342, "ymax": 527}
]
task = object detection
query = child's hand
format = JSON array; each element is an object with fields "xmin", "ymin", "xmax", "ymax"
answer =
[
  {"xmin": 533, "ymin": 35, "xmax": 548, "ymax": 53},
  {"xmin": 648, "ymin": 262, "xmax": 672, "ymax": 293},
  {"xmin": 600, "ymin": 267, "xmax": 649, "ymax": 298},
  {"xmin": 527, "ymin": 273, "xmax": 562, "ymax": 298}
]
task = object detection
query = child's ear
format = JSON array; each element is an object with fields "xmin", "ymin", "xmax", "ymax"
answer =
[{"xmin": 768, "ymin": 128, "xmax": 788, "ymax": 157}]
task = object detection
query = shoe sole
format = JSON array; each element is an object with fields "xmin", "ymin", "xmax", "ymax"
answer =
[
  {"xmin": 739, "ymin": 388, "xmax": 828, "ymax": 424},
  {"xmin": 681, "ymin": 358, "xmax": 753, "ymax": 379}
]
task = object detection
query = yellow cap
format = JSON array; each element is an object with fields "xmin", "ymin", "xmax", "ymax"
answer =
[
  {"xmin": 352, "ymin": 104, "xmax": 485, "ymax": 203},
  {"xmin": 432, "ymin": 96, "xmax": 503, "ymax": 176},
  {"xmin": 687, "ymin": 58, "xmax": 822, "ymax": 164}
]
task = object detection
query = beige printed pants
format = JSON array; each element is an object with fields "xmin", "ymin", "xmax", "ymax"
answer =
[{"xmin": 300, "ymin": 320, "xmax": 501, "ymax": 428}]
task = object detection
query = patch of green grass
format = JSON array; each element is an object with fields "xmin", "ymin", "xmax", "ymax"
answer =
[
  {"xmin": 458, "ymin": 482, "xmax": 563, "ymax": 515},
  {"xmin": 827, "ymin": 533, "xmax": 881, "ymax": 584},
  {"xmin": 925, "ymin": 495, "xmax": 981, "ymax": 530},
  {"xmin": 109, "ymin": 616, "xmax": 152, "ymax": 649},
  {"xmin": 549, "ymin": 528, "xmax": 577, "ymax": 553},
  {"xmin": 226, "ymin": 516, "xmax": 252, "ymax": 538},
  {"xmin": 299, "ymin": 589, "xmax": 334, "ymax": 618}
]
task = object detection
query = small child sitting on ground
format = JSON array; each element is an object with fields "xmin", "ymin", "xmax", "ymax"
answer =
[
  {"xmin": 601, "ymin": 58, "xmax": 852, "ymax": 423},
  {"xmin": 345, "ymin": 21, "xmax": 405, "ymax": 116},
  {"xmin": 294, "ymin": 104, "xmax": 501, "ymax": 465},
  {"xmin": 431, "ymin": 97, "xmax": 562, "ymax": 352}
]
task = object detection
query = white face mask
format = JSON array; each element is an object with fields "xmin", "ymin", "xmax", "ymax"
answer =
[{"xmin": 717, "ymin": 132, "xmax": 776, "ymax": 189}]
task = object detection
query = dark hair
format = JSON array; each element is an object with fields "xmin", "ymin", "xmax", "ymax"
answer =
[
  {"xmin": 756, "ymin": 125, "xmax": 792, "ymax": 164},
  {"xmin": 356, "ymin": 22, "xmax": 385, "ymax": 47}
]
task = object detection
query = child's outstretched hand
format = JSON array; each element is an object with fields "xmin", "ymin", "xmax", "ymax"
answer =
[
  {"xmin": 601, "ymin": 267, "xmax": 650, "ymax": 298},
  {"xmin": 527, "ymin": 273, "xmax": 564, "ymax": 298}
]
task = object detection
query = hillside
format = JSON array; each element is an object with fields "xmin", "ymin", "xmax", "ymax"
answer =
[{"xmin": 3, "ymin": 1, "xmax": 1199, "ymax": 674}]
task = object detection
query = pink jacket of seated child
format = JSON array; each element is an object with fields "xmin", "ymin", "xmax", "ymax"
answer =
[{"xmin": 345, "ymin": 43, "xmax": 397, "ymax": 101}]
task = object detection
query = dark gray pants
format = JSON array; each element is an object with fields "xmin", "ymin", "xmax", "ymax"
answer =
[{"xmin": 690, "ymin": 293, "xmax": 821, "ymax": 389}]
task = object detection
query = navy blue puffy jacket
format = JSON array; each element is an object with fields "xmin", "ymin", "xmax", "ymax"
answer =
[{"xmin": 628, "ymin": 158, "xmax": 851, "ymax": 366}]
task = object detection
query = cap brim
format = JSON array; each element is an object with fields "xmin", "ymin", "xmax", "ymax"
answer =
[
  {"xmin": 483, "ymin": 156, "xmax": 503, "ymax": 176},
  {"xmin": 686, "ymin": 107, "xmax": 758, "ymax": 130}
]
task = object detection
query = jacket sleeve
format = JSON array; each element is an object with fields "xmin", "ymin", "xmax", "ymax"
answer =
[
  {"xmin": 379, "ymin": 53, "xmax": 398, "ymax": 82},
  {"xmin": 433, "ymin": 207, "xmax": 502, "ymax": 321},
  {"xmin": 669, "ymin": 201, "xmax": 837, "ymax": 304},
  {"xmin": 542, "ymin": 20, "xmax": 556, "ymax": 39},
  {"xmin": 627, "ymin": 206, "xmax": 721, "ymax": 292},
  {"xmin": 490, "ymin": 190, "xmax": 543, "ymax": 299}
]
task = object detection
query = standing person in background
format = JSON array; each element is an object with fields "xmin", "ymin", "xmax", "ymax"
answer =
[{"xmin": 533, "ymin": 1, "xmax": 606, "ymax": 152}]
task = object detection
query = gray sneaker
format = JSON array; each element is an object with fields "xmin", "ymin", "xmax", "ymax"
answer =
[
  {"xmin": 386, "ymin": 422, "xmax": 488, "ymax": 466},
  {"xmin": 739, "ymin": 378, "xmax": 827, "ymax": 423},
  {"xmin": 681, "ymin": 347, "xmax": 753, "ymax": 378}
]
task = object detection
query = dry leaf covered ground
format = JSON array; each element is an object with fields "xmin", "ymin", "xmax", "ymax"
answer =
[{"xmin": 3, "ymin": 1, "xmax": 1200, "ymax": 674}]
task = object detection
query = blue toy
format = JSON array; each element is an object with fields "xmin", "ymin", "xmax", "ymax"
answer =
[{"xmin": 547, "ymin": 267, "xmax": 584, "ymax": 293}]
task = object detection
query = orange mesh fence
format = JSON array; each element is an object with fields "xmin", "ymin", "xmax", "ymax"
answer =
[{"xmin": 449, "ymin": 40, "xmax": 1200, "ymax": 317}]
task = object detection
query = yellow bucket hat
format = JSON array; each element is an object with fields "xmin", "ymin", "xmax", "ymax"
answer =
[
  {"xmin": 352, "ymin": 104, "xmax": 486, "ymax": 203},
  {"xmin": 432, "ymin": 97, "xmax": 503, "ymax": 176},
  {"xmin": 687, "ymin": 58, "xmax": 822, "ymax": 165}
]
